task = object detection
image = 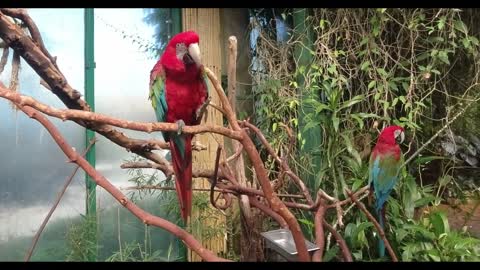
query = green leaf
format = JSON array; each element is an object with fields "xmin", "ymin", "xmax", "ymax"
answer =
[
  {"xmin": 414, "ymin": 195, "xmax": 436, "ymax": 208},
  {"xmin": 298, "ymin": 218, "xmax": 314, "ymax": 227},
  {"xmin": 438, "ymin": 175, "xmax": 453, "ymax": 187},
  {"xmin": 401, "ymin": 82, "xmax": 410, "ymax": 92},
  {"xmin": 332, "ymin": 115, "xmax": 340, "ymax": 132},
  {"xmin": 376, "ymin": 68, "xmax": 388, "ymax": 77},
  {"xmin": 352, "ymin": 178, "xmax": 365, "ymax": 192},
  {"xmin": 392, "ymin": 97, "xmax": 399, "ymax": 107},
  {"xmin": 361, "ymin": 61, "xmax": 371, "ymax": 71},
  {"xmin": 315, "ymin": 103, "xmax": 331, "ymax": 113},
  {"xmin": 437, "ymin": 16, "xmax": 446, "ymax": 30},
  {"xmin": 454, "ymin": 20, "xmax": 468, "ymax": 34},
  {"xmin": 427, "ymin": 248, "xmax": 441, "ymax": 262},
  {"xmin": 341, "ymin": 134, "xmax": 363, "ymax": 166},
  {"xmin": 352, "ymin": 222, "xmax": 374, "ymax": 248},
  {"xmin": 414, "ymin": 155, "xmax": 447, "ymax": 165},
  {"xmin": 395, "ymin": 228, "xmax": 408, "ymax": 242},
  {"xmin": 350, "ymin": 114, "xmax": 364, "ymax": 129},
  {"xmin": 339, "ymin": 95, "xmax": 364, "ymax": 111},
  {"xmin": 388, "ymin": 81, "xmax": 399, "ymax": 91},
  {"xmin": 438, "ymin": 51, "xmax": 450, "ymax": 65},
  {"xmin": 323, "ymin": 246, "xmax": 339, "ymax": 262},
  {"xmin": 470, "ymin": 36, "xmax": 479, "ymax": 46},
  {"xmin": 368, "ymin": 80, "xmax": 376, "ymax": 90},
  {"xmin": 272, "ymin": 122, "xmax": 277, "ymax": 132},
  {"xmin": 430, "ymin": 211, "xmax": 450, "ymax": 236},
  {"xmin": 357, "ymin": 113, "xmax": 380, "ymax": 119}
]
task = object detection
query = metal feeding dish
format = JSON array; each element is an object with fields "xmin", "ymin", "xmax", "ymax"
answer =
[{"xmin": 261, "ymin": 229, "xmax": 319, "ymax": 261}]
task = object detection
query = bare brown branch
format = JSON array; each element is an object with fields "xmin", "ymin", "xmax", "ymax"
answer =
[
  {"xmin": 0, "ymin": 87, "xmax": 243, "ymax": 140},
  {"xmin": 205, "ymin": 67, "xmax": 310, "ymax": 261},
  {"xmin": 323, "ymin": 220, "xmax": 353, "ymax": 262},
  {"xmin": 312, "ymin": 199, "xmax": 327, "ymax": 262},
  {"xmin": 241, "ymin": 120, "xmax": 314, "ymax": 205},
  {"xmin": 0, "ymin": 8, "xmax": 60, "ymax": 69},
  {"xmin": 346, "ymin": 189, "xmax": 398, "ymax": 262},
  {"xmin": 16, "ymin": 104, "xmax": 229, "ymax": 262},
  {"xmin": 24, "ymin": 139, "xmax": 96, "ymax": 262}
]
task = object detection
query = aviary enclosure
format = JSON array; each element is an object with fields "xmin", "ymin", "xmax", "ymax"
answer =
[{"xmin": 0, "ymin": 8, "xmax": 479, "ymax": 262}]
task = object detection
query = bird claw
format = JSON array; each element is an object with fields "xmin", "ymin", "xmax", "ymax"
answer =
[{"xmin": 176, "ymin": 120, "xmax": 185, "ymax": 135}]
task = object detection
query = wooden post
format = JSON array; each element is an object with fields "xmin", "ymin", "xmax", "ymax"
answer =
[{"xmin": 182, "ymin": 8, "xmax": 227, "ymax": 262}]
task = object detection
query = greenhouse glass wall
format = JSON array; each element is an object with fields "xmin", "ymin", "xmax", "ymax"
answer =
[{"xmin": 0, "ymin": 8, "xmax": 183, "ymax": 261}]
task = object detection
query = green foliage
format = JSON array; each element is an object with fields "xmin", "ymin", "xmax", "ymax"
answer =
[
  {"xmin": 251, "ymin": 8, "xmax": 480, "ymax": 261},
  {"xmin": 65, "ymin": 214, "xmax": 98, "ymax": 261}
]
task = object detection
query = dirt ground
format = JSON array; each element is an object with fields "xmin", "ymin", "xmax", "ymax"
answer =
[{"xmin": 418, "ymin": 199, "xmax": 480, "ymax": 238}]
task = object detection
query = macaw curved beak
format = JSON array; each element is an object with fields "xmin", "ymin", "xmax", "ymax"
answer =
[
  {"xmin": 396, "ymin": 131, "xmax": 405, "ymax": 144},
  {"xmin": 188, "ymin": 43, "xmax": 202, "ymax": 67}
]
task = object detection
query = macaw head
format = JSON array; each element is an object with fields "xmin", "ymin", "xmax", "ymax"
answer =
[
  {"xmin": 160, "ymin": 31, "xmax": 202, "ymax": 72},
  {"xmin": 377, "ymin": 125, "xmax": 405, "ymax": 145}
]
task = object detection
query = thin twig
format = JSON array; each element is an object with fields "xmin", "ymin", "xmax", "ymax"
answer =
[
  {"xmin": 210, "ymin": 146, "xmax": 223, "ymax": 209},
  {"xmin": 323, "ymin": 220, "xmax": 353, "ymax": 262},
  {"xmin": 402, "ymin": 90, "xmax": 480, "ymax": 167},
  {"xmin": 24, "ymin": 138, "xmax": 96, "ymax": 262},
  {"xmin": 17, "ymin": 104, "xmax": 229, "ymax": 262},
  {"xmin": 241, "ymin": 120, "xmax": 314, "ymax": 205}
]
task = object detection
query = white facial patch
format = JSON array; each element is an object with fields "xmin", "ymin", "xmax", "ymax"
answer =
[
  {"xmin": 394, "ymin": 129, "xmax": 405, "ymax": 143},
  {"xmin": 176, "ymin": 42, "xmax": 187, "ymax": 60}
]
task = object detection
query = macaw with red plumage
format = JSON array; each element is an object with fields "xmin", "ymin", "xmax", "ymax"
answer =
[
  {"xmin": 368, "ymin": 125, "xmax": 405, "ymax": 257},
  {"xmin": 149, "ymin": 31, "xmax": 210, "ymax": 222}
]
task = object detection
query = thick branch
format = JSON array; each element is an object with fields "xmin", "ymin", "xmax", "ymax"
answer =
[
  {"xmin": 249, "ymin": 197, "xmax": 288, "ymax": 229},
  {"xmin": 0, "ymin": 8, "xmax": 59, "ymax": 69},
  {"xmin": 227, "ymin": 35, "xmax": 253, "ymax": 224},
  {"xmin": 312, "ymin": 199, "xmax": 327, "ymax": 262},
  {"xmin": 17, "ymin": 104, "xmax": 229, "ymax": 262},
  {"xmin": 0, "ymin": 87, "xmax": 242, "ymax": 140},
  {"xmin": 0, "ymin": 11, "xmax": 86, "ymax": 109},
  {"xmin": 204, "ymin": 67, "xmax": 310, "ymax": 261},
  {"xmin": 0, "ymin": 13, "xmax": 179, "ymax": 175}
]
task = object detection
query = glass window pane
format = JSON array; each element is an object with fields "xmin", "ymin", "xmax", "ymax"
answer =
[{"xmin": 0, "ymin": 8, "xmax": 85, "ymax": 261}]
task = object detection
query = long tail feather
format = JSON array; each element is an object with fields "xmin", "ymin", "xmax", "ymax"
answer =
[
  {"xmin": 376, "ymin": 206, "xmax": 386, "ymax": 257},
  {"xmin": 170, "ymin": 134, "xmax": 193, "ymax": 222}
]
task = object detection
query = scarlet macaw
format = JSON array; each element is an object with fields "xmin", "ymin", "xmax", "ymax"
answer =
[
  {"xmin": 368, "ymin": 125, "xmax": 405, "ymax": 257},
  {"xmin": 149, "ymin": 31, "xmax": 210, "ymax": 222}
]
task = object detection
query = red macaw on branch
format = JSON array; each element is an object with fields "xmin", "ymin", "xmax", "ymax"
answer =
[
  {"xmin": 149, "ymin": 31, "xmax": 210, "ymax": 222},
  {"xmin": 368, "ymin": 125, "xmax": 405, "ymax": 257}
]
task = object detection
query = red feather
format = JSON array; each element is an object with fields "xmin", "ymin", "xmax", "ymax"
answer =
[{"xmin": 170, "ymin": 136, "xmax": 193, "ymax": 221}]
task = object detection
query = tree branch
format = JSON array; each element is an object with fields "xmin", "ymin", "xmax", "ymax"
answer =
[
  {"xmin": 312, "ymin": 199, "xmax": 326, "ymax": 262},
  {"xmin": 323, "ymin": 220, "xmax": 353, "ymax": 262},
  {"xmin": 204, "ymin": 67, "xmax": 310, "ymax": 261},
  {"xmin": 241, "ymin": 120, "xmax": 314, "ymax": 205},
  {"xmin": 24, "ymin": 139, "xmax": 96, "ymax": 262},
  {"xmin": 16, "ymin": 104, "xmax": 229, "ymax": 262},
  {"xmin": 0, "ymin": 86, "xmax": 242, "ymax": 140},
  {"xmin": 346, "ymin": 189, "xmax": 398, "ymax": 262}
]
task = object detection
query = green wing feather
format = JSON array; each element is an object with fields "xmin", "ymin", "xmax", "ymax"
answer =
[{"xmin": 149, "ymin": 68, "xmax": 169, "ymax": 141}]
